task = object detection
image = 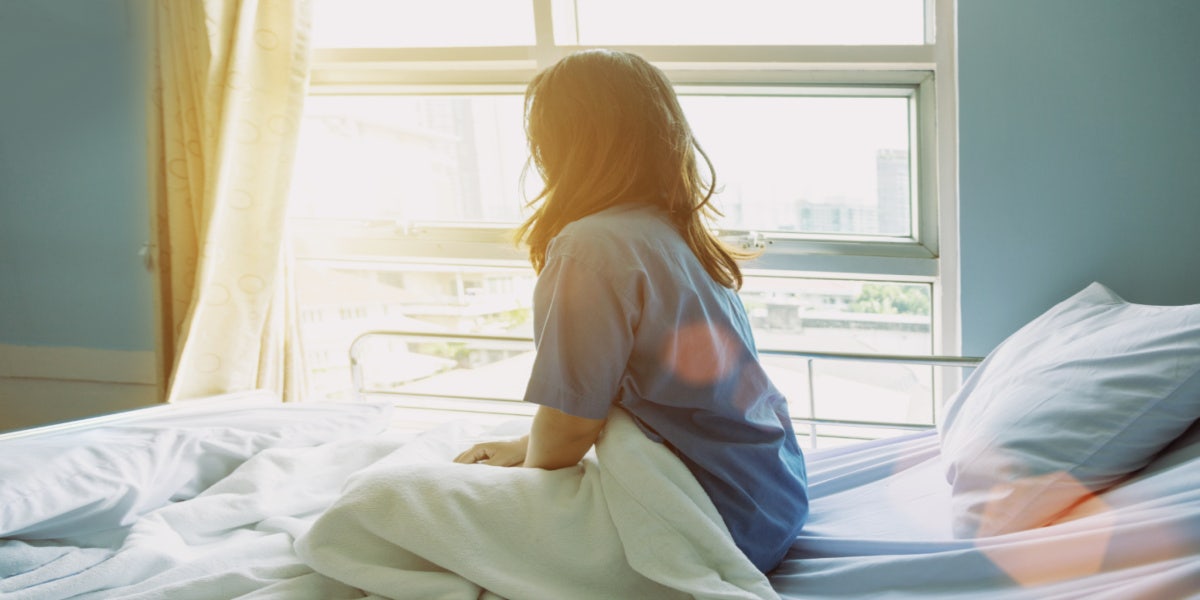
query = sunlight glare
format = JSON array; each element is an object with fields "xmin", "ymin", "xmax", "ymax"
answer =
[
  {"xmin": 312, "ymin": 0, "xmax": 535, "ymax": 48},
  {"xmin": 562, "ymin": 0, "xmax": 925, "ymax": 46}
]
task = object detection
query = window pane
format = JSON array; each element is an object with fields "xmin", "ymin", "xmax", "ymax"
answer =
[
  {"xmin": 312, "ymin": 0, "xmax": 536, "ymax": 48},
  {"xmin": 683, "ymin": 95, "xmax": 912, "ymax": 236},
  {"xmin": 295, "ymin": 262, "xmax": 536, "ymax": 402},
  {"xmin": 290, "ymin": 95, "xmax": 531, "ymax": 223},
  {"xmin": 291, "ymin": 94, "xmax": 912, "ymax": 237},
  {"xmin": 742, "ymin": 277, "xmax": 932, "ymax": 355},
  {"xmin": 741, "ymin": 277, "xmax": 934, "ymax": 435},
  {"xmin": 556, "ymin": 0, "xmax": 926, "ymax": 46}
]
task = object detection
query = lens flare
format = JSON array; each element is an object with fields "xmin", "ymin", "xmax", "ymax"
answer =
[{"xmin": 661, "ymin": 323, "xmax": 740, "ymax": 386}]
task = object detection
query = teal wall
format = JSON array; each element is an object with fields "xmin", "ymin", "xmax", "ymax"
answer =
[
  {"xmin": 958, "ymin": 0, "xmax": 1200, "ymax": 356},
  {"xmin": 0, "ymin": 0, "xmax": 154, "ymax": 351}
]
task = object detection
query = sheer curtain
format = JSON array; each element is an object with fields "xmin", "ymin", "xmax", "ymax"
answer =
[{"xmin": 147, "ymin": 0, "xmax": 312, "ymax": 402}]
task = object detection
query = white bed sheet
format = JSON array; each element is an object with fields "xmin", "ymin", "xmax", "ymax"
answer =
[
  {"xmin": 2, "ymin": 402, "xmax": 1198, "ymax": 599},
  {"xmin": 771, "ymin": 426, "xmax": 1200, "ymax": 599}
]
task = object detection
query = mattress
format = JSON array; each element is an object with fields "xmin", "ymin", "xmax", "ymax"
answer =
[{"xmin": 2, "ymin": 399, "xmax": 1198, "ymax": 599}]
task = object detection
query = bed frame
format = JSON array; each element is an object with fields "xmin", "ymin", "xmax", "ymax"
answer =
[{"xmin": 349, "ymin": 330, "xmax": 983, "ymax": 446}]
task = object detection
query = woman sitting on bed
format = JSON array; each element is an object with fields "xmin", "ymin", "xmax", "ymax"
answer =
[{"xmin": 453, "ymin": 49, "xmax": 809, "ymax": 573}]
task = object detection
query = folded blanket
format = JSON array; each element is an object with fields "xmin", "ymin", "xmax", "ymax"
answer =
[{"xmin": 296, "ymin": 408, "xmax": 777, "ymax": 600}]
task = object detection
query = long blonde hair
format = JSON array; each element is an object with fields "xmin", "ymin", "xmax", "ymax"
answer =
[{"xmin": 515, "ymin": 49, "xmax": 753, "ymax": 289}]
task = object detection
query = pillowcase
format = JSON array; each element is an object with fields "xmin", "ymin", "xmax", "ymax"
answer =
[
  {"xmin": 0, "ymin": 393, "xmax": 393, "ymax": 539},
  {"xmin": 938, "ymin": 282, "xmax": 1200, "ymax": 538}
]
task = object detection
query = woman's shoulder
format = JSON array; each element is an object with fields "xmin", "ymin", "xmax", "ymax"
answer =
[
  {"xmin": 556, "ymin": 204, "xmax": 671, "ymax": 247},
  {"xmin": 549, "ymin": 204, "xmax": 684, "ymax": 278}
]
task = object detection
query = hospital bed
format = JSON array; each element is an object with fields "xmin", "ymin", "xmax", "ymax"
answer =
[{"xmin": 3, "ymin": 283, "xmax": 1199, "ymax": 599}]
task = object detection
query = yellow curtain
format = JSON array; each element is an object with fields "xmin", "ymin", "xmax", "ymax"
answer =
[{"xmin": 148, "ymin": 0, "xmax": 312, "ymax": 403}]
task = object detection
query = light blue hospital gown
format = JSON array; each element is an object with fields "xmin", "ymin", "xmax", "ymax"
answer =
[{"xmin": 523, "ymin": 203, "xmax": 809, "ymax": 572}]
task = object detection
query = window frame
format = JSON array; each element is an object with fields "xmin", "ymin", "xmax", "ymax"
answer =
[{"xmin": 300, "ymin": 0, "xmax": 961, "ymax": 373}]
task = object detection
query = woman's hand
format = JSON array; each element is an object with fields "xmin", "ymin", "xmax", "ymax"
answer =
[{"xmin": 453, "ymin": 435, "xmax": 529, "ymax": 467}]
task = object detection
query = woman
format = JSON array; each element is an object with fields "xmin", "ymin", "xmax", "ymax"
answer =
[{"xmin": 454, "ymin": 49, "xmax": 808, "ymax": 573}]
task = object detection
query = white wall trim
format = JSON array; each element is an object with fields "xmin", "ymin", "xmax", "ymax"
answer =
[
  {"xmin": 0, "ymin": 344, "xmax": 158, "ymax": 386},
  {"xmin": 931, "ymin": 0, "xmax": 962, "ymax": 419}
]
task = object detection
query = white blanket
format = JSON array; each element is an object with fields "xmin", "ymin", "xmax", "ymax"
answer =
[
  {"xmin": 2, "ymin": 433, "xmax": 408, "ymax": 600},
  {"xmin": 2, "ymin": 409, "xmax": 771, "ymax": 600},
  {"xmin": 295, "ymin": 408, "xmax": 776, "ymax": 600}
]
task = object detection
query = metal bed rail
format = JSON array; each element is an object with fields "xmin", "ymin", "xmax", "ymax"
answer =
[
  {"xmin": 349, "ymin": 330, "xmax": 984, "ymax": 445},
  {"xmin": 0, "ymin": 404, "xmax": 176, "ymax": 442},
  {"xmin": 0, "ymin": 394, "xmax": 260, "ymax": 442}
]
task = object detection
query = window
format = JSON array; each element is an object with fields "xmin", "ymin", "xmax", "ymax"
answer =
[
  {"xmin": 552, "ymin": 0, "xmax": 926, "ymax": 46},
  {"xmin": 292, "ymin": 0, "xmax": 960, "ymax": 446}
]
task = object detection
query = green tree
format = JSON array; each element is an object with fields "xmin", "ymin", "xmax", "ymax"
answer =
[{"xmin": 849, "ymin": 284, "xmax": 930, "ymax": 316}]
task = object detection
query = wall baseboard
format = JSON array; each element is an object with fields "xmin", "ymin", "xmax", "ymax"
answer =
[
  {"xmin": 0, "ymin": 344, "xmax": 162, "ymax": 431},
  {"xmin": 0, "ymin": 343, "xmax": 158, "ymax": 385}
]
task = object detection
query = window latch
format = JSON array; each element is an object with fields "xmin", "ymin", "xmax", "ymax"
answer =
[
  {"xmin": 394, "ymin": 220, "xmax": 427, "ymax": 237},
  {"xmin": 738, "ymin": 231, "xmax": 772, "ymax": 250}
]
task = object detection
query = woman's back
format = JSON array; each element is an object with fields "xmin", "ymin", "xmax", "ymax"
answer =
[{"xmin": 524, "ymin": 202, "xmax": 809, "ymax": 571}]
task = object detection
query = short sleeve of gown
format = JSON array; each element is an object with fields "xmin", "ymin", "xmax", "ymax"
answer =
[{"xmin": 522, "ymin": 252, "xmax": 637, "ymax": 420}]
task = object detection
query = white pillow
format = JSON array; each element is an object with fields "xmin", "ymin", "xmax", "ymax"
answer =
[
  {"xmin": 0, "ymin": 395, "xmax": 392, "ymax": 539},
  {"xmin": 938, "ymin": 282, "xmax": 1200, "ymax": 538}
]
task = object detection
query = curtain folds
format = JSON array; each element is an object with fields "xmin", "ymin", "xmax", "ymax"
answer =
[{"xmin": 148, "ymin": 0, "xmax": 312, "ymax": 402}]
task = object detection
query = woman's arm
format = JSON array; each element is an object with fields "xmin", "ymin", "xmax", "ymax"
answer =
[
  {"xmin": 524, "ymin": 405, "xmax": 607, "ymax": 470},
  {"xmin": 452, "ymin": 405, "xmax": 607, "ymax": 469}
]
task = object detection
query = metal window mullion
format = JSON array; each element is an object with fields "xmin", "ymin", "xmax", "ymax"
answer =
[
  {"xmin": 293, "ymin": 240, "xmax": 941, "ymax": 279},
  {"xmin": 914, "ymin": 76, "xmax": 939, "ymax": 257},
  {"xmin": 531, "ymin": 0, "xmax": 561, "ymax": 69},
  {"xmin": 310, "ymin": 45, "xmax": 936, "ymax": 67},
  {"xmin": 665, "ymin": 70, "xmax": 931, "ymax": 86},
  {"xmin": 932, "ymin": 0, "xmax": 962, "ymax": 406},
  {"xmin": 310, "ymin": 46, "xmax": 939, "ymax": 88},
  {"xmin": 312, "ymin": 46, "xmax": 534, "ymax": 64},
  {"xmin": 555, "ymin": 44, "xmax": 935, "ymax": 68},
  {"xmin": 924, "ymin": 0, "xmax": 938, "ymax": 45},
  {"xmin": 806, "ymin": 359, "xmax": 818, "ymax": 448},
  {"xmin": 673, "ymin": 83, "xmax": 917, "ymax": 98}
]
